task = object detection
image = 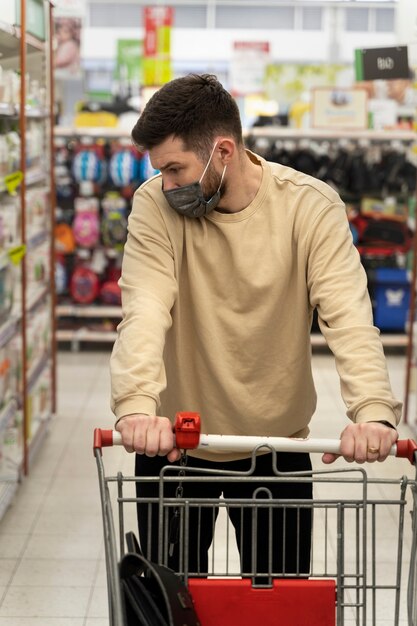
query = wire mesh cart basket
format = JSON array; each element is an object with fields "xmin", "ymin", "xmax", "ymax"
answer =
[{"xmin": 94, "ymin": 413, "xmax": 417, "ymax": 626}]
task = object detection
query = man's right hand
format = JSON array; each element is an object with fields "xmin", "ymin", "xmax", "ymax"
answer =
[{"xmin": 115, "ymin": 414, "xmax": 181, "ymax": 462}]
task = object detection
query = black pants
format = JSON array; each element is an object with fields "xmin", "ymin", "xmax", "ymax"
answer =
[{"xmin": 135, "ymin": 451, "xmax": 312, "ymax": 579}]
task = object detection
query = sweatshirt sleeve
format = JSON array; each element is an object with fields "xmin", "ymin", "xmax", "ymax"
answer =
[
  {"xmin": 110, "ymin": 185, "xmax": 178, "ymax": 419},
  {"xmin": 306, "ymin": 201, "xmax": 402, "ymax": 427}
]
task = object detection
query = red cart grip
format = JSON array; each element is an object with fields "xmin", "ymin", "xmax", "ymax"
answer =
[
  {"xmin": 93, "ymin": 428, "xmax": 115, "ymax": 454},
  {"xmin": 174, "ymin": 412, "xmax": 201, "ymax": 449},
  {"xmin": 395, "ymin": 439, "xmax": 417, "ymax": 465}
]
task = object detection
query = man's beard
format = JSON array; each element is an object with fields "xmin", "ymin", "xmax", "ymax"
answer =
[{"xmin": 202, "ymin": 163, "xmax": 226, "ymax": 203}]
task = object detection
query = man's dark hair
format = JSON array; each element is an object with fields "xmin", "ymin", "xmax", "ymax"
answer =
[{"xmin": 131, "ymin": 74, "xmax": 243, "ymax": 159}]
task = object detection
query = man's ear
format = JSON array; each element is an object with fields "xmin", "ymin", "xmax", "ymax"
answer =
[{"xmin": 215, "ymin": 138, "xmax": 235, "ymax": 165}]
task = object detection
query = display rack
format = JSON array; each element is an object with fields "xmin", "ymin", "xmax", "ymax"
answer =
[
  {"xmin": 53, "ymin": 124, "xmax": 416, "ymax": 350},
  {"xmin": 401, "ymin": 170, "xmax": 417, "ymax": 433},
  {"xmin": 247, "ymin": 125, "xmax": 417, "ymax": 349},
  {"xmin": 0, "ymin": 1, "xmax": 56, "ymax": 520},
  {"xmin": 247, "ymin": 127, "xmax": 416, "ymax": 142},
  {"xmin": 53, "ymin": 125, "xmax": 144, "ymax": 348}
]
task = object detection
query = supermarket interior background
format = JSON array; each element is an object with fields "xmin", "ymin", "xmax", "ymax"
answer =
[{"xmin": 0, "ymin": 0, "xmax": 417, "ymax": 624}]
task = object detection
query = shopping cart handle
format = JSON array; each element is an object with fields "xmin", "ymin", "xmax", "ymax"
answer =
[
  {"xmin": 93, "ymin": 428, "xmax": 119, "ymax": 453},
  {"xmin": 395, "ymin": 439, "xmax": 417, "ymax": 465},
  {"xmin": 94, "ymin": 418, "xmax": 417, "ymax": 464}
]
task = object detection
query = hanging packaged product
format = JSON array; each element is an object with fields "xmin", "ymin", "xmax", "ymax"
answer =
[
  {"xmin": 26, "ymin": 187, "xmax": 50, "ymax": 239},
  {"xmin": 360, "ymin": 196, "xmax": 409, "ymax": 222},
  {"xmin": 55, "ymin": 222, "xmax": 76, "ymax": 255},
  {"xmin": 72, "ymin": 193, "xmax": 100, "ymax": 249},
  {"xmin": 72, "ymin": 140, "xmax": 107, "ymax": 186},
  {"xmin": 101, "ymin": 192, "xmax": 128, "ymax": 251},
  {"xmin": 0, "ymin": 251, "xmax": 14, "ymax": 325},
  {"xmin": 99, "ymin": 257, "xmax": 122, "ymax": 306},
  {"xmin": 0, "ymin": 196, "xmax": 20, "ymax": 248},
  {"xmin": 70, "ymin": 250, "xmax": 100, "ymax": 305},
  {"xmin": 109, "ymin": 143, "xmax": 142, "ymax": 192},
  {"xmin": 138, "ymin": 150, "xmax": 160, "ymax": 184},
  {"xmin": 0, "ymin": 347, "xmax": 12, "ymax": 411},
  {"xmin": 5, "ymin": 132, "xmax": 20, "ymax": 174},
  {"xmin": 55, "ymin": 254, "xmax": 68, "ymax": 296},
  {"xmin": 70, "ymin": 265, "xmax": 100, "ymax": 305}
]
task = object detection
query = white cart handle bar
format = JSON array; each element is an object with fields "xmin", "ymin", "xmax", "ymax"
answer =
[{"xmin": 94, "ymin": 412, "xmax": 417, "ymax": 465}]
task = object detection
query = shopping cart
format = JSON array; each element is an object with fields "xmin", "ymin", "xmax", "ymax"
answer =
[{"xmin": 94, "ymin": 412, "xmax": 417, "ymax": 626}]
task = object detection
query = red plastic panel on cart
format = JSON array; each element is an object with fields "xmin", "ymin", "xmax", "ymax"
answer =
[{"xmin": 188, "ymin": 578, "xmax": 336, "ymax": 626}]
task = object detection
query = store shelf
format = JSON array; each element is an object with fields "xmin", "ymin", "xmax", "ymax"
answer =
[
  {"xmin": 0, "ymin": 20, "xmax": 19, "ymax": 59},
  {"xmin": 1, "ymin": 2, "xmax": 56, "ymax": 486},
  {"xmin": 27, "ymin": 413, "xmax": 50, "ymax": 472},
  {"xmin": 13, "ymin": 25, "xmax": 45, "ymax": 54},
  {"xmin": 0, "ymin": 399, "xmax": 18, "ymax": 435},
  {"xmin": 27, "ymin": 229, "xmax": 49, "ymax": 250},
  {"xmin": 0, "ymin": 316, "xmax": 19, "ymax": 349},
  {"xmin": 57, "ymin": 304, "xmax": 122, "ymax": 318},
  {"xmin": 55, "ymin": 126, "xmax": 132, "ymax": 139},
  {"xmin": 25, "ymin": 106, "xmax": 49, "ymax": 119},
  {"xmin": 0, "ymin": 102, "xmax": 18, "ymax": 117},
  {"xmin": 247, "ymin": 127, "xmax": 417, "ymax": 142},
  {"xmin": 26, "ymin": 167, "xmax": 47, "ymax": 187},
  {"xmin": 311, "ymin": 333, "xmax": 407, "ymax": 349},
  {"xmin": 27, "ymin": 285, "xmax": 49, "ymax": 312},
  {"xmin": 0, "ymin": 20, "xmax": 45, "ymax": 58},
  {"xmin": 54, "ymin": 125, "xmax": 372, "ymax": 143},
  {"xmin": 27, "ymin": 353, "xmax": 50, "ymax": 392},
  {"xmin": 57, "ymin": 329, "xmax": 118, "ymax": 343},
  {"xmin": 0, "ymin": 480, "xmax": 19, "ymax": 521},
  {"xmin": 0, "ymin": 104, "xmax": 47, "ymax": 119}
]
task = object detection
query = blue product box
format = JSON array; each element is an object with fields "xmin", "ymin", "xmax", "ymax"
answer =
[{"xmin": 372, "ymin": 268, "xmax": 410, "ymax": 331}]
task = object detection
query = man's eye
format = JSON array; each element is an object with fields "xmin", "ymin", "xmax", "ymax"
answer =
[{"xmin": 169, "ymin": 168, "xmax": 179, "ymax": 174}]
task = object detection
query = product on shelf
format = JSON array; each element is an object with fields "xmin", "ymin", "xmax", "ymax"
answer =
[
  {"xmin": 73, "ymin": 195, "xmax": 100, "ymax": 248},
  {"xmin": 99, "ymin": 261, "xmax": 122, "ymax": 305},
  {"xmin": 0, "ymin": 3, "xmax": 55, "ymax": 510},
  {"xmin": 0, "ymin": 67, "xmax": 20, "ymax": 107},
  {"xmin": 99, "ymin": 280, "xmax": 121, "ymax": 305},
  {"xmin": 0, "ymin": 252, "xmax": 14, "ymax": 325},
  {"xmin": 109, "ymin": 146, "xmax": 141, "ymax": 188},
  {"xmin": 0, "ymin": 196, "xmax": 21, "ymax": 247},
  {"xmin": 101, "ymin": 191, "xmax": 128, "ymax": 250},
  {"xmin": 248, "ymin": 130, "xmax": 417, "ymax": 333},
  {"xmin": 55, "ymin": 255, "xmax": 68, "ymax": 295},
  {"xmin": 25, "ymin": 239, "xmax": 50, "ymax": 301},
  {"xmin": 0, "ymin": 346, "xmax": 12, "ymax": 410},
  {"xmin": 26, "ymin": 367, "xmax": 51, "ymax": 442},
  {"xmin": 72, "ymin": 142, "xmax": 107, "ymax": 184},
  {"xmin": 26, "ymin": 306, "xmax": 51, "ymax": 373},
  {"xmin": 26, "ymin": 186, "xmax": 50, "ymax": 239},
  {"xmin": 0, "ymin": 408, "xmax": 23, "ymax": 480},
  {"xmin": 138, "ymin": 150, "xmax": 160, "ymax": 182},
  {"xmin": 25, "ymin": 121, "xmax": 44, "ymax": 169},
  {"xmin": 70, "ymin": 264, "xmax": 100, "ymax": 304},
  {"xmin": 52, "ymin": 134, "xmax": 154, "ymax": 339},
  {"xmin": 55, "ymin": 222, "xmax": 76, "ymax": 254}
]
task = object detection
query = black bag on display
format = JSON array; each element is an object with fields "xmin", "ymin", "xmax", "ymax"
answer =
[{"xmin": 120, "ymin": 532, "xmax": 200, "ymax": 626}]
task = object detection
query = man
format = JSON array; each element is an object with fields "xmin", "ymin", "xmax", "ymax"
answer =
[{"xmin": 110, "ymin": 74, "xmax": 400, "ymax": 577}]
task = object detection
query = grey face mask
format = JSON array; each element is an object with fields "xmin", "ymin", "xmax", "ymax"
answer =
[{"xmin": 163, "ymin": 143, "xmax": 227, "ymax": 218}]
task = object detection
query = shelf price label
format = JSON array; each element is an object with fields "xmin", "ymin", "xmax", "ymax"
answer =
[
  {"xmin": 4, "ymin": 171, "xmax": 23, "ymax": 195},
  {"xmin": 8, "ymin": 245, "xmax": 26, "ymax": 266}
]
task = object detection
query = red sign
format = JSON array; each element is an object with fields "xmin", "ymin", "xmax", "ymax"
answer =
[{"xmin": 144, "ymin": 6, "xmax": 174, "ymax": 57}]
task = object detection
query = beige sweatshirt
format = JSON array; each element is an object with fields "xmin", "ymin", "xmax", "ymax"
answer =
[{"xmin": 110, "ymin": 150, "xmax": 401, "ymax": 460}]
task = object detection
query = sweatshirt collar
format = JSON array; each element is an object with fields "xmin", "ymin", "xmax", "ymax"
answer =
[{"xmin": 206, "ymin": 150, "xmax": 270, "ymax": 223}]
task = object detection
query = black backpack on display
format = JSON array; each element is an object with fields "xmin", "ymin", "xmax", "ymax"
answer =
[{"xmin": 120, "ymin": 532, "xmax": 201, "ymax": 626}]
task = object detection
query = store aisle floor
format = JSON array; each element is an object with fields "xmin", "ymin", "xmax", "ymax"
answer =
[{"xmin": 0, "ymin": 349, "xmax": 415, "ymax": 625}]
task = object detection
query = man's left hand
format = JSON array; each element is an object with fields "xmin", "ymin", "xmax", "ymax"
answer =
[{"xmin": 322, "ymin": 421, "xmax": 398, "ymax": 464}]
